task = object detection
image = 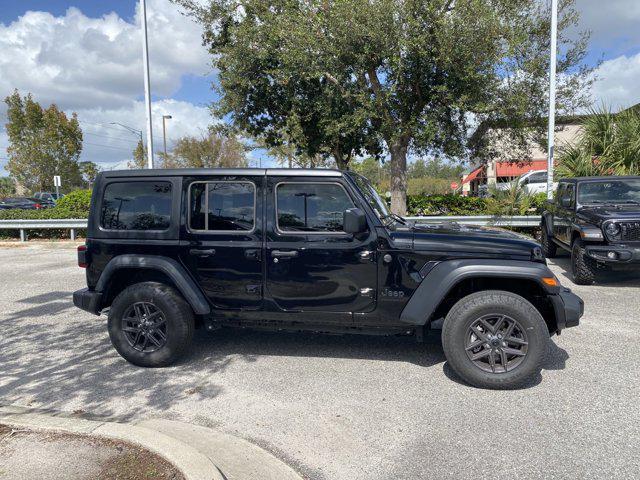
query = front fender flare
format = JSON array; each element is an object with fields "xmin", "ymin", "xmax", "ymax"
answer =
[
  {"xmin": 399, "ymin": 259, "xmax": 558, "ymax": 326},
  {"xmin": 96, "ymin": 255, "xmax": 210, "ymax": 315}
]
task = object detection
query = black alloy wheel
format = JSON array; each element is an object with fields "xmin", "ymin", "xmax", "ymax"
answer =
[
  {"xmin": 465, "ymin": 314, "xmax": 528, "ymax": 373},
  {"xmin": 121, "ymin": 302, "xmax": 168, "ymax": 353}
]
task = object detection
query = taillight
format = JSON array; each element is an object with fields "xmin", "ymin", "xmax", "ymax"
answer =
[
  {"xmin": 77, "ymin": 245, "xmax": 88, "ymax": 268},
  {"xmin": 35, "ymin": 203, "xmax": 42, "ymax": 209}
]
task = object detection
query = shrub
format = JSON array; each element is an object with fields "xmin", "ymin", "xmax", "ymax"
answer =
[
  {"xmin": 407, "ymin": 194, "xmax": 487, "ymax": 216},
  {"xmin": 55, "ymin": 189, "xmax": 92, "ymax": 213}
]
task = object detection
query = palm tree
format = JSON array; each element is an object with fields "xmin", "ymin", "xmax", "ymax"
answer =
[{"xmin": 557, "ymin": 105, "xmax": 640, "ymax": 177}]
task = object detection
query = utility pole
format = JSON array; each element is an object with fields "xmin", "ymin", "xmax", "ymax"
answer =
[
  {"xmin": 162, "ymin": 115, "xmax": 172, "ymax": 160},
  {"xmin": 140, "ymin": 0, "xmax": 154, "ymax": 169},
  {"xmin": 546, "ymin": 0, "xmax": 558, "ymax": 199}
]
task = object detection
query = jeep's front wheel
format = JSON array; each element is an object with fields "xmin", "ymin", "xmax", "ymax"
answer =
[
  {"xmin": 571, "ymin": 239, "xmax": 596, "ymax": 285},
  {"xmin": 540, "ymin": 224, "xmax": 557, "ymax": 258},
  {"xmin": 108, "ymin": 282, "xmax": 194, "ymax": 367},
  {"xmin": 442, "ymin": 290, "xmax": 548, "ymax": 389}
]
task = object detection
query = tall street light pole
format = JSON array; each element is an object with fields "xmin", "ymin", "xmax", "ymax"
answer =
[
  {"xmin": 140, "ymin": 0, "xmax": 154, "ymax": 169},
  {"xmin": 546, "ymin": 0, "xmax": 558, "ymax": 200},
  {"xmin": 162, "ymin": 115, "xmax": 172, "ymax": 160}
]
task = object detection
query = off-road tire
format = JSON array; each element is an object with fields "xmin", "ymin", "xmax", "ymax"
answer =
[
  {"xmin": 571, "ymin": 238, "xmax": 596, "ymax": 285},
  {"xmin": 442, "ymin": 290, "xmax": 548, "ymax": 390},
  {"xmin": 108, "ymin": 282, "xmax": 194, "ymax": 367},
  {"xmin": 540, "ymin": 223, "xmax": 557, "ymax": 258}
]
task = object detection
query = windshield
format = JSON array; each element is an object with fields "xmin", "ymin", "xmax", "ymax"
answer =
[
  {"xmin": 578, "ymin": 179, "xmax": 640, "ymax": 205},
  {"xmin": 348, "ymin": 173, "xmax": 390, "ymax": 220}
]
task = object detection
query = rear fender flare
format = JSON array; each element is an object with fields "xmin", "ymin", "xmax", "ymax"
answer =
[
  {"xmin": 399, "ymin": 259, "xmax": 558, "ymax": 326},
  {"xmin": 96, "ymin": 255, "xmax": 210, "ymax": 315}
]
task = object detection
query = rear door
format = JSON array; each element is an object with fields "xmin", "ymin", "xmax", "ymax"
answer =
[
  {"xmin": 180, "ymin": 175, "xmax": 264, "ymax": 310},
  {"xmin": 264, "ymin": 176, "xmax": 378, "ymax": 316}
]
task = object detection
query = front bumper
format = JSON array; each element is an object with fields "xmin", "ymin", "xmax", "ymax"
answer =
[
  {"xmin": 73, "ymin": 288, "xmax": 102, "ymax": 316},
  {"xmin": 585, "ymin": 245, "xmax": 640, "ymax": 266},
  {"xmin": 550, "ymin": 287, "xmax": 583, "ymax": 332}
]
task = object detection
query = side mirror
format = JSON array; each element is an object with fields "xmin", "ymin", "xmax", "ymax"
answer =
[
  {"xmin": 343, "ymin": 208, "xmax": 367, "ymax": 234},
  {"xmin": 560, "ymin": 197, "xmax": 572, "ymax": 208}
]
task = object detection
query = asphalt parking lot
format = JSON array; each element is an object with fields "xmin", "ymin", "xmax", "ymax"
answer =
[{"xmin": 0, "ymin": 244, "xmax": 639, "ymax": 480}]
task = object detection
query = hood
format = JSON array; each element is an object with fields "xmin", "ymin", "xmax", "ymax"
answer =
[
  {"xmin": 577, "ymin": 205, "xmax": 640, "ymax": 225},
  {"xmin": 404, "ymin": 221, "xmax": 539, "ymax": 258}
]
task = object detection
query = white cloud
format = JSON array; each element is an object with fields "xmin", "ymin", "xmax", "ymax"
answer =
[
  {"xmin": 590, "ymin": 52, "xmax": 640, "ymax": 110},
  {"xmin": 77, "ymin": 99, "xmax": 214, "ymax": 169},
  {"xmin": 573, "ymin": 0, "xmax": 640, "ymax": 51},
  {"xmin": 0, "ymin": 0, "xmax": 210, "ymax": 110},
  {"xmin": 0, "ymin": 0, "xmax": 217, "ymax": 174}
]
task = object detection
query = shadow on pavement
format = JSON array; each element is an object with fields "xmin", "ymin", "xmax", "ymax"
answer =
[{"xmin": 0, "ymin": 291, "xmax": 444, "ymax": 420}]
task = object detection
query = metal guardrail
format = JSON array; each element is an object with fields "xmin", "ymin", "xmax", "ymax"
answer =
[
  {"xmin": 1, "ymin": 215, "xmax": 542, "ymax": 242},
  {"xmin": 0, "ymin": 219, "xmax": 87, "ymax": 241},
  {"xmin": 406, "ymin": 215, "xmax": 541, "ymax": 227}
]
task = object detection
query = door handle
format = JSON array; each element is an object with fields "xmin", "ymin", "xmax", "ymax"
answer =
[
  {"xmin": 271, "ymin": 250, "xmax": 299, "ymax": 258},
  {"xmin": 190, "ymin": 248, "xmax": 216, "ymax": 257}
]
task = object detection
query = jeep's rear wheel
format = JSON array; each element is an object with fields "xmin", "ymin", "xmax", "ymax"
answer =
[
  {"xmin": 108, "ymin": 282, "xmax": 194, "ymax": 367},
  {"xmin": 571, "ymin": 239, "xmax": 596, "ymax": 285},
  {"xmin": 442, "ymin": 290, "xmax": 548, "ymax": 389},
  {"xmin": 540, "ymin": 224, "xmax": 557, "ymax": 258}
]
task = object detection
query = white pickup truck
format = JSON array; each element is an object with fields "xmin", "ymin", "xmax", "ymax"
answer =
[{"xmin": 496, "ymin": 170, "xmax": 557, "ymax": 194}]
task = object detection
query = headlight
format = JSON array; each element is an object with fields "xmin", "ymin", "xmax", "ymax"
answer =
[{"xmin": 604, "ymin": 222, "xmax": 621, "ymax": 240}]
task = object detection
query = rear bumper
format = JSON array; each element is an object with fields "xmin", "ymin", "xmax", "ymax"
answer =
[
  {"xmin": 550, "ymin": 288, "xmax": 583, "ymax": 332},
  {"xmin": 73, "ymin": 288, "xmax": 102, "ymax": 316}
]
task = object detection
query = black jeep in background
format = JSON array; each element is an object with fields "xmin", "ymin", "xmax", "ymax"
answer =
[
  {"xmin": 74, "ymin": 168, "xmax": 583, "ymax": 389},
  {"xmin": 541, "ymin": 176, "xmax": 640, "ymax": 284}
]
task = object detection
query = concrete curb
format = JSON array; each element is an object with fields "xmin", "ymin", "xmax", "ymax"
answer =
[
  {"xmin": 0, "ymin": 406, "xmax": 223, "ymax": 480},
  {"xmin": 136, "ymin": 418, "xmax": 304, "ymax": 480}
]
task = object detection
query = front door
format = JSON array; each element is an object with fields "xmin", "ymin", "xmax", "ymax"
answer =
[
  {"xmin": 265, "ymin": 177, "xmax": 378, "ymax": 315},
  {"xmin": 181, "ymin": 175, "xmax": 264, "ymax": 310},
  {"xmin": 554, "ymin": 182, "xmax": 575, "ymax": 245}
]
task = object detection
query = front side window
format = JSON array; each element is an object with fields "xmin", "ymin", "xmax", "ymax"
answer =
[
  {"xmin": 277, "ymin": 183, "xmax": 354, "ymax": 233},
  {"xmin": 190, "ymin": 182, "xmax": 255, "ymax": 232},
  {"xmin": 101, "ymin": 182, "xmax": 172, "ymax": 230},
  {"xmin": 527, "ymin": 172, "xmax": 547, "ymax": 184}
]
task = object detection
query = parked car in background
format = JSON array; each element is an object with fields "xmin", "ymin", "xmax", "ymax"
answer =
[
  {"xmin": 541, "ymin": 176, "xmax": 640, "ymax": 284},
  {"xmin": 497, "ymin": 170, "xmax": 557, "ymax": 195},
  {"xmin": 33, "ymin": 191, "xmax": 64, "ymax": 203},
  {"xmin": 0, "ymin": 197, "xmax": 47, "ymax": 210}
]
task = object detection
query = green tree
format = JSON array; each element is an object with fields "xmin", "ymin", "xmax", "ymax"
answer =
[
  {"xmin": 0, "ymin": 177, "xmax": 16, "ymax": 198},
  {"xmin": 4, "ymin": 90, "xmax": 83, "ymax": 192},
  {"xmin": 557, "ymin": 105, "xmax": 640, "ymax": 178},
  {"xmin": 161, "ymin": 130, "xmax": 248, "ymax": 168},
  {"xmin": 129, "ymin": 140, "xmax": 147, "ymax": 169},
  {"xmin": 79, "ymin": 161, "xmax": 100, "ymax": 187},
  {"xmin": 176, "ymin": 0, "xmax": 591, "ymax": 214}
]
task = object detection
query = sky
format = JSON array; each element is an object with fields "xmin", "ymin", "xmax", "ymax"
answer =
[{"xmin": 1, "ymin": 0, "xmax": 640, "ymax": 175}]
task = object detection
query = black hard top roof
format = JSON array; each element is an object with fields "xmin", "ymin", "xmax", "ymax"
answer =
[
  {"xmin": 100, "ymin": 168, "xmax": 345, "ymax": 178},
  {"xmin": 560, "ymin": 176, "xmax": 640, "ymax": 182}
]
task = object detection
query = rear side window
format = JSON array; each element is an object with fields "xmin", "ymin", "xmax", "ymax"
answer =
[
  {"xmin": 100, "ymin": 182, "xmax": 172, "ymax": 231},
  {"xmin": 190, "ymin": 181, "xmax": 255, "ymax": 232},
  {"xmin": 276, "ymin": 183, "xmax": 354, "ymax": 233}
]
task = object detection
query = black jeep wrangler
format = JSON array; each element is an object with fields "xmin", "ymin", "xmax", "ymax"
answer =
[
  {"xmin": 74, "ymin": 168, "xmax": 582, "ymax": 389},
  {"xmin": 541, "ymin": 176, "xmax": 640, "ymax": 284}
]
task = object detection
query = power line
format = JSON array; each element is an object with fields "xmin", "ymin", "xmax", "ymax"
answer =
[
  {"xmin": 83, "ymin": 141, "xmax": 136, "ymax": 151},
  {"xmin": 83, "ymin": 131, "xmax": 139, "ymax": 143}
]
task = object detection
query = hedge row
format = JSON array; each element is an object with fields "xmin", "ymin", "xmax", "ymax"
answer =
[{"xmin": 406, "ymin": 192, "xmax": 548, "ymax": 216}]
